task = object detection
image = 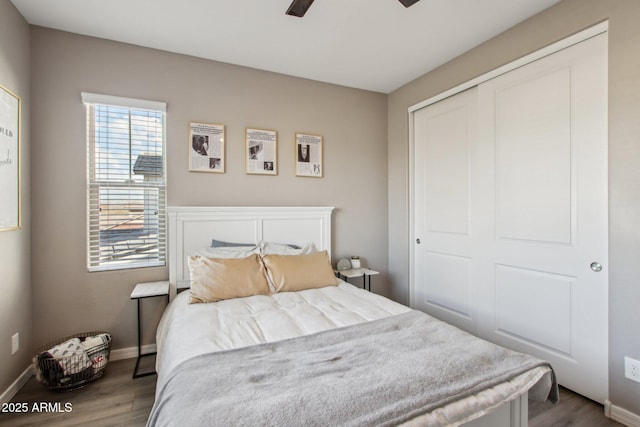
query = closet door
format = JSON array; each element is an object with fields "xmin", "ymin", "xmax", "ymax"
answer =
[
  {"xmin": 413, "ymin": 87, "xmax": 479, "ymax": 333},
  {"xmin": 476, "ymin": 33, "xmax": 608, "ymax": 403},
  {"xmin": 412, "ymin": 32, "xmax": 608, "ymax": 403}
]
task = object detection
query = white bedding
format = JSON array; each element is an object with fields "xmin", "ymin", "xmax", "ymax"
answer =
[
  {"xmin": 155, "ymin": 281, "xmax": 554, "ymax": 426},
  {"xmin": 156, "ymin": 280, "xmax": 410, "ymax": 389}
]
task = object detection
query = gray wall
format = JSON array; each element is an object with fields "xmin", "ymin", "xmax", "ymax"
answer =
[
  {"xmin": 388, "ymin": 0, "xmax": 640, "ymax": 416},
  {"xmin": 6, "ymin": 0, "xmax": 639, "ymax": 418},
  {"xmin": 0, "ymin": 1, "xmax": 32, "ymax": 395},
  {"xmin": 29, "ymin": 28, "xmax": 388, "ymax": 353}
]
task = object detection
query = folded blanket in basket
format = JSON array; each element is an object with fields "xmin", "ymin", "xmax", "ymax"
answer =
[
  {"xmin": 35, "ymin": 352, "xmax": 64, "ymax": 385},
  {"xmin": 47, "ymin": 337, "xmax": 92, "ymax": 374},
  {"xmin": 82, "ymin": 333, "xmax": 111, "ymax": 370},
  {"xmin": 36, "ymin": 351, "xmax": 93, "ymax": 388}
]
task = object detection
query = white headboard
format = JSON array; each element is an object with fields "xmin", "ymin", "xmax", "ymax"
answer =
[{"xmin": 167, "ymin": 206, "xmax": 334, "ymax": 296}]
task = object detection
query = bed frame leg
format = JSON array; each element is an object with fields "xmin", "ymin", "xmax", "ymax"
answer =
[{"xmin": 510, "ymin": 392, "xmax": 528, "ymax": 427}]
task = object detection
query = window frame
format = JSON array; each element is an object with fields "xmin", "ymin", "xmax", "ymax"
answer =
[{"xmin": 82, "ymin": 92, "xmax": 167, "ymax": 272}]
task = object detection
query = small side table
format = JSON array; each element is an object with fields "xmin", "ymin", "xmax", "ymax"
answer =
[
  {"xmin": 130, "ymin": 280, "xmax": 169, "ymax": 378},
  {"xmin": 335, "ymin": 268, "xmax": 379, "ymax": 292}
]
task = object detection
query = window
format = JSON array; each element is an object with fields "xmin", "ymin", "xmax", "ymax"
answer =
[{"xmin": 83, "ymin": 93, "xmax": 166, "ymax": 271}]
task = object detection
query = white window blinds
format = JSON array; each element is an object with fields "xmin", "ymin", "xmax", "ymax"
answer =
[{"xmin": 83, "ymin": 93, "xmax": 167, "ymax": 271}]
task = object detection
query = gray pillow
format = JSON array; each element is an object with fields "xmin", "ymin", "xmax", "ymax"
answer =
[
  {"xmin": 211, "ymin": 239, "xmax": 300, "ymax": 249},
  {"xmin": 211, "ymin": 239, "xmax": 254, "ymax": 248}
]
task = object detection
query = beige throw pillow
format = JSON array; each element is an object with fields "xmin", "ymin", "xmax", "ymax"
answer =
[
  {"xmin": 262, "ymin": 250, "xmax": 338, "ymax": 293},
  {"xmin": 188, "ymin": 254, "xmax": 270, "ymax": 303}
]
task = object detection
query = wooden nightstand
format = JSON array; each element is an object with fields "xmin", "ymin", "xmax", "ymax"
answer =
[
  {"xmin": 335, "ymin": 268, "xmax": 379, "ymax": 292},
  {"xmin": 130, "ymin": 280, "xmax": 169, "ymax": 378}
]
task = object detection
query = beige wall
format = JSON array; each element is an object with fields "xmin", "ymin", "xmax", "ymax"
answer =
[
  {"xmin": 8, "ymin": 0, "xmax": 639, "ymax": 418},
  {"xmin": 388, "ymin": 0, "xmax": 640, "ymax": 415},
  {"xmin": 0, "ymin": 1, "xmax": 32, "ymax": 396},
  {"xmin": 29, "ymin": 28, "xmax": 388, "ymax": 353}
]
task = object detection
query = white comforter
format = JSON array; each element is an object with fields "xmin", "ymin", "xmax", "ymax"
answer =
[
  {"xmin": 156, "ymin": 280, "xmax": 410, "ymax": 389},
  {"xmin": 155, "ymin": 281, "xmax": 554, "ymax": 426}
]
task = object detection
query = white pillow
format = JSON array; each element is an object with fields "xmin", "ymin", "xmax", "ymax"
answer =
[
  {"xmin": 195, "ymin": 246, "xmax": 260, "ymax": 259},
  {"xmin": 259, "ymin": 241, "xmax": 317, "ymax": 255}
]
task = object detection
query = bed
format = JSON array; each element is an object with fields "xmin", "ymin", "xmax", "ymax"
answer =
[{"xmin": 147, "ymin": 206, "xmax": 558, "ymax": 427}]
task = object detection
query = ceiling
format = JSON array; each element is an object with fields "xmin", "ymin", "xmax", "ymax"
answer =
[{"xmin": 11, "ymin": 0, "xmax": 561, "ymax": 93}]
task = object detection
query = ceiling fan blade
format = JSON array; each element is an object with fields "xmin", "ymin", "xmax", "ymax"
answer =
[
  {"xmin": 398, "ymin": 0, "xmax": 420, "ymax": 7},
  {"xmin": 286, "ymin": 0, "xmax": 315, "ymax": 17}
]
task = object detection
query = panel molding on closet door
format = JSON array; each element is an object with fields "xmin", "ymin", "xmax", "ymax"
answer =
[{"xmin": 494, "ymin": 68, "xmax": 573, "ymax": 245}]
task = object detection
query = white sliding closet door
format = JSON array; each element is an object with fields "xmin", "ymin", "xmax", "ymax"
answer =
[
  {"xmin": 413, "ymin": 87, "xmax": 479, "ymax": 334},
  {"xmin": 413, "ymin": 33, "xmax": 608, "ymax": 403},
  {"xmin": 476, "ymin": 33, "xmax": 608, "ymax": 404}
]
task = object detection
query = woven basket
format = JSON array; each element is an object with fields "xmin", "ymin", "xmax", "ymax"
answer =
[{"xmin": 34, "ymin": 331, "xmax": 111, "ymax": 392}]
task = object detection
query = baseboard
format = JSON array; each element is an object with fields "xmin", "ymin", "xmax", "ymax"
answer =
[
  {"xmin": 110, "ymin": 344, "xmax": 157, "ymax": 361},
  {"xmin": 0, "ymin": 365, "xmax": 34, "ymax": 404},
  {"xmin": 605, "ymin": 400, "xmax": 640, "ymax": 427}
]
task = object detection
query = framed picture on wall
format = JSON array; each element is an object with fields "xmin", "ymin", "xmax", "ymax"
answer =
[
  {"xmin": 246, "ymin": 128, "xmax": 277, "ymax": 175},
  {"xmin": 0, "ymin": 83, "xmax": 21, "ymax": 231},
  {"xmin": 189, "ymin": 122, "xmax": 225, "ymax": 173},
  {"xmin": 295, "ymin": 133, "xmax": 323, "ymax": 178}
]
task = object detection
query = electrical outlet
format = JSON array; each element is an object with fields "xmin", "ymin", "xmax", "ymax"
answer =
[
  {"xmin": 11, "ymin": 333, "xmax": 19, "ymax": 355},
  {"xmin": 625, "ymin": 357, "xmax": 640, "ymax": 383}
]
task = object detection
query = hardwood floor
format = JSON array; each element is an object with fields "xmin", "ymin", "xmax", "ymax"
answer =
[
  {"xmin": 529, "ymin": 387, "xmax": 623, "ymax": 427},
  {"xmin": 1, "ymin": 358, "xmax": 155, "ymax": 427},
  {"xmin": 1, "ymin": 357, "xmax": 624, "ymax": 426}
]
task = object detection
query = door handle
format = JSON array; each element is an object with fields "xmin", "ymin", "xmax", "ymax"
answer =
[
  {"xmin": 590, "ymin": 262, "xmax": 603, "ymax": 272},
  {"xmin": 416, "ymin": 238, "xmax": 421, "ymax": 244}
]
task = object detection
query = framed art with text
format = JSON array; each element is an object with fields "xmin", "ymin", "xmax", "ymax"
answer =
[
  {"xmin": 246, "ymin": 128, "xmax": 277, "ymax": 175},
  {"xmin": 295, "ymin": 133, "xmax": 322, "ymax": 178},
  {"xmin": 189, "ymin": 122, "xmax": 225, "ymax": 173},
  {"xmin": 0, "ymin": 83, "xmax": 21, "ymax": 231}
]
